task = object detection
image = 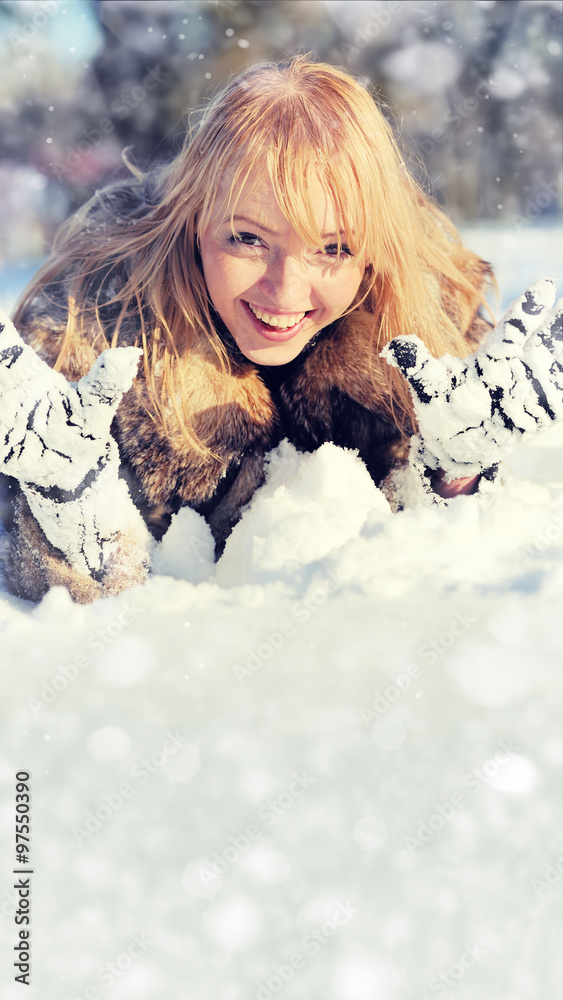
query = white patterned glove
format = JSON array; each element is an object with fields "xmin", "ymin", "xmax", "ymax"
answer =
[
  {"xmin": 381, "ymin": 279, "xmax": 562, "ymax": 483},
  {"xmin": 0, "ymin": 308, "xmax": 151, "ymax": 579}
]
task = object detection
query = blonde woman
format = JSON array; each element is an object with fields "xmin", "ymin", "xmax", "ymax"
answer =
[{"xmin": 1, "ymin": 57, "xmax": 561, "ymax": 602}]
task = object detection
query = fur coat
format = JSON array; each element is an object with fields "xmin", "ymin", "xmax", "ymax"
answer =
[{"xmin": 0, "ymin": 195, "xmax": 492, "ymax": 602}]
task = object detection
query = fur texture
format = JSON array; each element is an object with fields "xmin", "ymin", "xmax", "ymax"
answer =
[{"xmin": 5, "ymin": 494, "xmax": 149, "ymax": 603}]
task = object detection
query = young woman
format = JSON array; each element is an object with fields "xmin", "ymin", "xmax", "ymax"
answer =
[{"xmin": 0, "ymin": 57, "xmax": 561, "ymax": 603}]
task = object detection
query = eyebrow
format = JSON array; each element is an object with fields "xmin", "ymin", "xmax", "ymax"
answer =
[{"xmin": 223, "ymin": 214, "xmax": 348, "ymax": 240}]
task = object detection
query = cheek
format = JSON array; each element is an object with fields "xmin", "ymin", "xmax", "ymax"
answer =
[
  {"xmin": 201, "ymin": 242, "xmax": 223, "ymax": 280},
  {"xmin": 202, "ymin": 249, "xmax": 252, "ymax": 302},
  {"xmin": 201, "ymin": 252, "xmax": 232, "ymax": 312},
  {"xmin": 326, "ymin": 268, "xmax": 365, "ymax": 311}
]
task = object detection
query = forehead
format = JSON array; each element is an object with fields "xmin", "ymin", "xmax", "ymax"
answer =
[
  {"xmin": 205, "ymin": 162, "xmax": 350, "ymax": 236},
  {"xmin": 230, "ymin": 172, "xmax": 339, "ymax": 226}
]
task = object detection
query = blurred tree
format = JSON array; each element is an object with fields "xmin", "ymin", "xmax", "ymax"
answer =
[{"xmin": 0, "ymin": 0, "xmax": 560, "ymax": 266}]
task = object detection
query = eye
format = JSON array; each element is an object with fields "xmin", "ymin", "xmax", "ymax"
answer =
[
  {"xmin": 321, "ymin": 243, "xmax": 354, "ymax": 258},
  {"xmin": 228, "ymin": 231, "xmax": 264, "ymax": 248}
]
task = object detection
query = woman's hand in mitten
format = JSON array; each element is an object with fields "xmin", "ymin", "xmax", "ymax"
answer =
[
  {"xmin": 0, "ymin": 308, "xmax": 150, "ymax": 578},
  {"xmin": 381, "ymin": 278, "xmax": 562, "ymax": 482},
  {"xmin": 0, "ymin": 308, "xmax": 140, "ymax": 490}
]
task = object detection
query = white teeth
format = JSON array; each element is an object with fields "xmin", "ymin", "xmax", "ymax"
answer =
[{"xmin": 247, "ymin": 302, "xmax": 306, "ymax": 329}]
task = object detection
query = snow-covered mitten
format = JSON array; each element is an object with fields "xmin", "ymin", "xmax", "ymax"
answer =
[
  {"xmin": 381, "ymin": 278, "xmax": 562, "ymax": 498},
  {"xmin": 0, "ymin": 308, "xmax": 152, "ymax": 581}
]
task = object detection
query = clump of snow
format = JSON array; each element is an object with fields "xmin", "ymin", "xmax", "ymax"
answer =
[
  {"xmin": 216, "ymin": 440, "xmax": 390, "ymax": 587},
  {"xmin": 152, "ymin": 506, "xmax": 215, "ymax": 584}
]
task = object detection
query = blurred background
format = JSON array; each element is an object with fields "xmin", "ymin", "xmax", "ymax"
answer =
[{"xmin": 0, "ymin": 0, "xmax": 561, "ymax": 309}]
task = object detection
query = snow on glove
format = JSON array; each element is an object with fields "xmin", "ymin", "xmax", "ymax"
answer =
[
  {"xmin": 0, "ymin": 308, "xmax": 151, "ymax": 579},
  {"xmin": 381, "ymin": 278, "xmax": 563, "ymax": 482}
]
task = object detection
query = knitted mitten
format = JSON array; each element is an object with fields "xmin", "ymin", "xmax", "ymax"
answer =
[
  {"xmin": 0, "ymin": 308, "xmax": 151, "ymax": 581},
  {"xmin": 381, "ymin": 279, "xmax": 562, "ymax": 493}
]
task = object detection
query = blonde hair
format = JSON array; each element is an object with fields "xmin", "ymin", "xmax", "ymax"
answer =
[{"xmin": 15, "ymin": 55, "xmax": 493, "ymax": 450}]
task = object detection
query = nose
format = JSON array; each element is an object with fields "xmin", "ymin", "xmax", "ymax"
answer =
[{"xmin": 259, "ymin": 250, "xmax": 312, "ymax": 310}]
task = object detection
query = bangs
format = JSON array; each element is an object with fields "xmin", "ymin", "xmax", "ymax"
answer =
[{"xmin": 195, "ymin": 91, "xmax": 375, "ymax": 264}]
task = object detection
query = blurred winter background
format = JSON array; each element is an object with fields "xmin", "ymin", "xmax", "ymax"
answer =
[
  {"xmin": 0, "ymin": 0, "xmax": 561, "ymax": 310},
  {"xmin": 1, "ymin": 3, "xmax": 562, "ymax": 1000}
]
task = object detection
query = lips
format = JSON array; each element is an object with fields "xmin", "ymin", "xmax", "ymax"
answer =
[
  {"xmin": 247, "ymin": 301, "xmax": 307, "ymax": 329},
  {"xmin": 241, "ymin": 299, "xmax": 313, "ymax": 343}
]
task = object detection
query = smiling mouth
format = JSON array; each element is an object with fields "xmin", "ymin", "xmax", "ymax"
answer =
[
  {"xmin": 240, "ymin": 299, "xmax": 314, "ymax": 342},
  {"xmin": 246, "ymin": 300, "xmax": 309, "ymax": 330}
]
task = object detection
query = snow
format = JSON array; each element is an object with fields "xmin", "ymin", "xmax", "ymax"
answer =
[
  {"xmin": 1, "ymin": 233, "xmax": 562, "ymax": 998},
  {"xmin": 382, "ymin": 279, "xmax": 563, "ymax": 480},
  {"xmin": 0, "ymin": 312, "xmax": 150, "ymax": 576},
  {"xmin": 461, "ymin": 225, "xmax": 563, "ymax": 309}
]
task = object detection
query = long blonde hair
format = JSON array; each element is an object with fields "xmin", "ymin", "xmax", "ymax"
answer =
[{"xmin": 14, "ymin": 55, "xmax": 493, "ymax": 451}]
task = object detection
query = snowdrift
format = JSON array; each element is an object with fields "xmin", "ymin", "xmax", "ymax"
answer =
[{"xmin": 1, "ymin": 425, "xmax": 562, "ymax": 999}]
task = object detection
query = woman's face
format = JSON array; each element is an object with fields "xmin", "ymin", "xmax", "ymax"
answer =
[{"xmin": 198, "ymin": 172, "xmax": 366, "ymax": 366}]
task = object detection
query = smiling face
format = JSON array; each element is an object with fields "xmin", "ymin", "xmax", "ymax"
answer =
[{"xmin": 198, "ymin": 171, "xmax": 366, "ymax": 366}]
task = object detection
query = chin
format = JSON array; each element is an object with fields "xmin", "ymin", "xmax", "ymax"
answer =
[{"xmin": 239, "ymin": 340, "xmax": 308, "ymax": 366}]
